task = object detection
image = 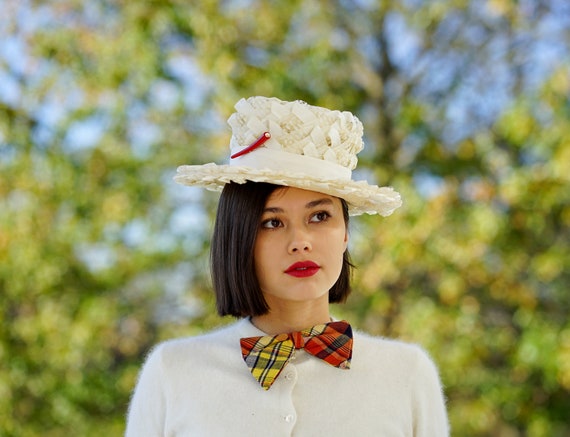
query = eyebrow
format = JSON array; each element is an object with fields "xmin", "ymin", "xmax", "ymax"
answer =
[{"xmin": 262, "ymin": 198, "xmax": 334, "ymax": 214}]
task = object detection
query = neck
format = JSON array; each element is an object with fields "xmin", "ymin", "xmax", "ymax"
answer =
[{"xmin": 251, "ymin": 295, "xmax": 331, "ymax": 335}]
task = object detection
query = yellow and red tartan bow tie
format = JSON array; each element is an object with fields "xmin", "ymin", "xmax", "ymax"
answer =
[{"xmin": 240, "ymin": 320, "xmax": 353, "ymax": 390}]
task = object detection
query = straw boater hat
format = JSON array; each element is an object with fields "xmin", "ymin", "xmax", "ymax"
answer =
[{"xmin": 174, "ymin": 96, "xmax": 402, "ymax": 216}]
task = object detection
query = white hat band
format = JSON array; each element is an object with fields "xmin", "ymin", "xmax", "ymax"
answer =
[{"xmin": 229, "ymin": 147, "xmax": 352, "ymax": 181}]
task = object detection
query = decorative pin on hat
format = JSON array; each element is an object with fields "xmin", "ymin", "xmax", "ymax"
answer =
[{"xmin": 174, "ymin": 96, "xmax": 402, "ymax": 216}]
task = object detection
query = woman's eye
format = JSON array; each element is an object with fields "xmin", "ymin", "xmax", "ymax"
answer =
[
  {"xmin": 310, "ymin": 211, "xmax": 331, "ymax": 223},
  {"xmin": 261, "ymin": 218, "xmax": 282, "ymax": 229}
]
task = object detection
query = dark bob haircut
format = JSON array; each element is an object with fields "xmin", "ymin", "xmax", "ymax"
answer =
[{"xmin": 211, "ymin": 181, "xmax": 353, "ymax": 317}]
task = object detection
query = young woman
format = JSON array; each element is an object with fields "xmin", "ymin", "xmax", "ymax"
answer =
[{"xmin": 126, "ymin": 97, "xmax": 449, "ymax": 436}]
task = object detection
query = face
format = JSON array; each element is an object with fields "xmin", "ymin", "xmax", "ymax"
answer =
[{"xmin": 253, "ymin": 187, "xmax": 349, "ymax": 308}]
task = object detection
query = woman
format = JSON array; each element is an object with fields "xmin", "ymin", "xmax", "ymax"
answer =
[{"xmin": 126, "ymin": 97, "xmax": 449, "ymax": 436}]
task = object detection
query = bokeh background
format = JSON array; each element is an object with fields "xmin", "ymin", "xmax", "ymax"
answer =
[{"xmin": 1, "ymin": 0, "xmax": 569, "ymax": 435}]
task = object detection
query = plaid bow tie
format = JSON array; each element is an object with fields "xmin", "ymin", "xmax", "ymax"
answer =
[{"xmin": 240, "ymin": 320, "xmax": 353, "ymax": 390}]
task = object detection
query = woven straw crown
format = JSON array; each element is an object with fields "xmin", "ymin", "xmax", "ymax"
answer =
[
  {"xmin": 228, "ymin": 97, "xmax": 362, "ymax": 170},
  {"xmin": 174, "ymin": 96, "xmax": 402, "ymax": 216}
]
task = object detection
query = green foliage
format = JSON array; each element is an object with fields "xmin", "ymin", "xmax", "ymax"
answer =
[{"xmin": 1, "ymin": 1, "xmax": 569, "ymax": 435}]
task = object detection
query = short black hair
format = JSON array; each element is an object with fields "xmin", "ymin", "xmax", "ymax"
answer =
[{"xmin": 210, "ymin": 181, "xmax": 353, "ymax": 317}]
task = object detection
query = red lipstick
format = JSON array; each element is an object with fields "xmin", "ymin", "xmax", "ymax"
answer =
[{"xmin": 285, "ymin": 261, "xmax": 320, "ymax": 278}]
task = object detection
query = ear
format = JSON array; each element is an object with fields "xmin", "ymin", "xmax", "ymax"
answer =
[{"xmin": 343, "ymin": 229, "xmax": 349, "ymax": 251}]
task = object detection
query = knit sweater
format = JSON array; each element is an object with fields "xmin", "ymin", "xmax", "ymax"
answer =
[{"xmin": 126, "ymin": 318, "xmax": 449, "ymax": 436}]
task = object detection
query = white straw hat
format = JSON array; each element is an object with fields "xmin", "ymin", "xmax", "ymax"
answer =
[{"xmin": 174, "ymin": 96, "xmax": 402, "ymax": 216}]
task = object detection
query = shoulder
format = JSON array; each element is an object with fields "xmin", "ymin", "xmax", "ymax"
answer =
[
  {"xmin": 145, "ymin": 319, "xmax": 248, "ymax": 370},
  {"xmin": 352, "ymin": 329, "xmax": 440, "ymax": 378},
  {"xmin": 354, "ymin": 329, "xmax": 430, "ymax": 358},
  {"xmin": 351, "ymin": 329, "xmax": 447, "ymax": 413},
  {"xmin": 351, "ymin": 332, "xmax": 449, "ymax": 434},
  {"xmin": 162, "ymin": 319, "xmax": 242, "ymax": 348}
]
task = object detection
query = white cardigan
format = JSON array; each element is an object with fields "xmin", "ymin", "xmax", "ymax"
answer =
[{"xmin": 126, "ymin": 318, "xmax": 449, "ymax": 436}]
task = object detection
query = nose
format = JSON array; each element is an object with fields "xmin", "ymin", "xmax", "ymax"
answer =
[{"xmin": 287, "ymin": 227, "xmax": 312, "ymax": 254}]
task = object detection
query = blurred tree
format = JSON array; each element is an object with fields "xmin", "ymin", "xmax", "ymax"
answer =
[
  {"xmin": 0, "ymin": 2, "xmax": 219, "ymax": 435},
  {"xmin": 0, "ymin": 0, "xmax": 568, "ymax": 435}
]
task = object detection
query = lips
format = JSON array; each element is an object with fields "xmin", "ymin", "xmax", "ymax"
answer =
[{"xmin": 285, "ymin": 261, "xmax": 320, "ymax": 278}]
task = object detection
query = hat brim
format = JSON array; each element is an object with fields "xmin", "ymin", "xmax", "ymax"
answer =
[{"xmin": 174, "ymin": 163, "xmax": 402, "ymax": 216}]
